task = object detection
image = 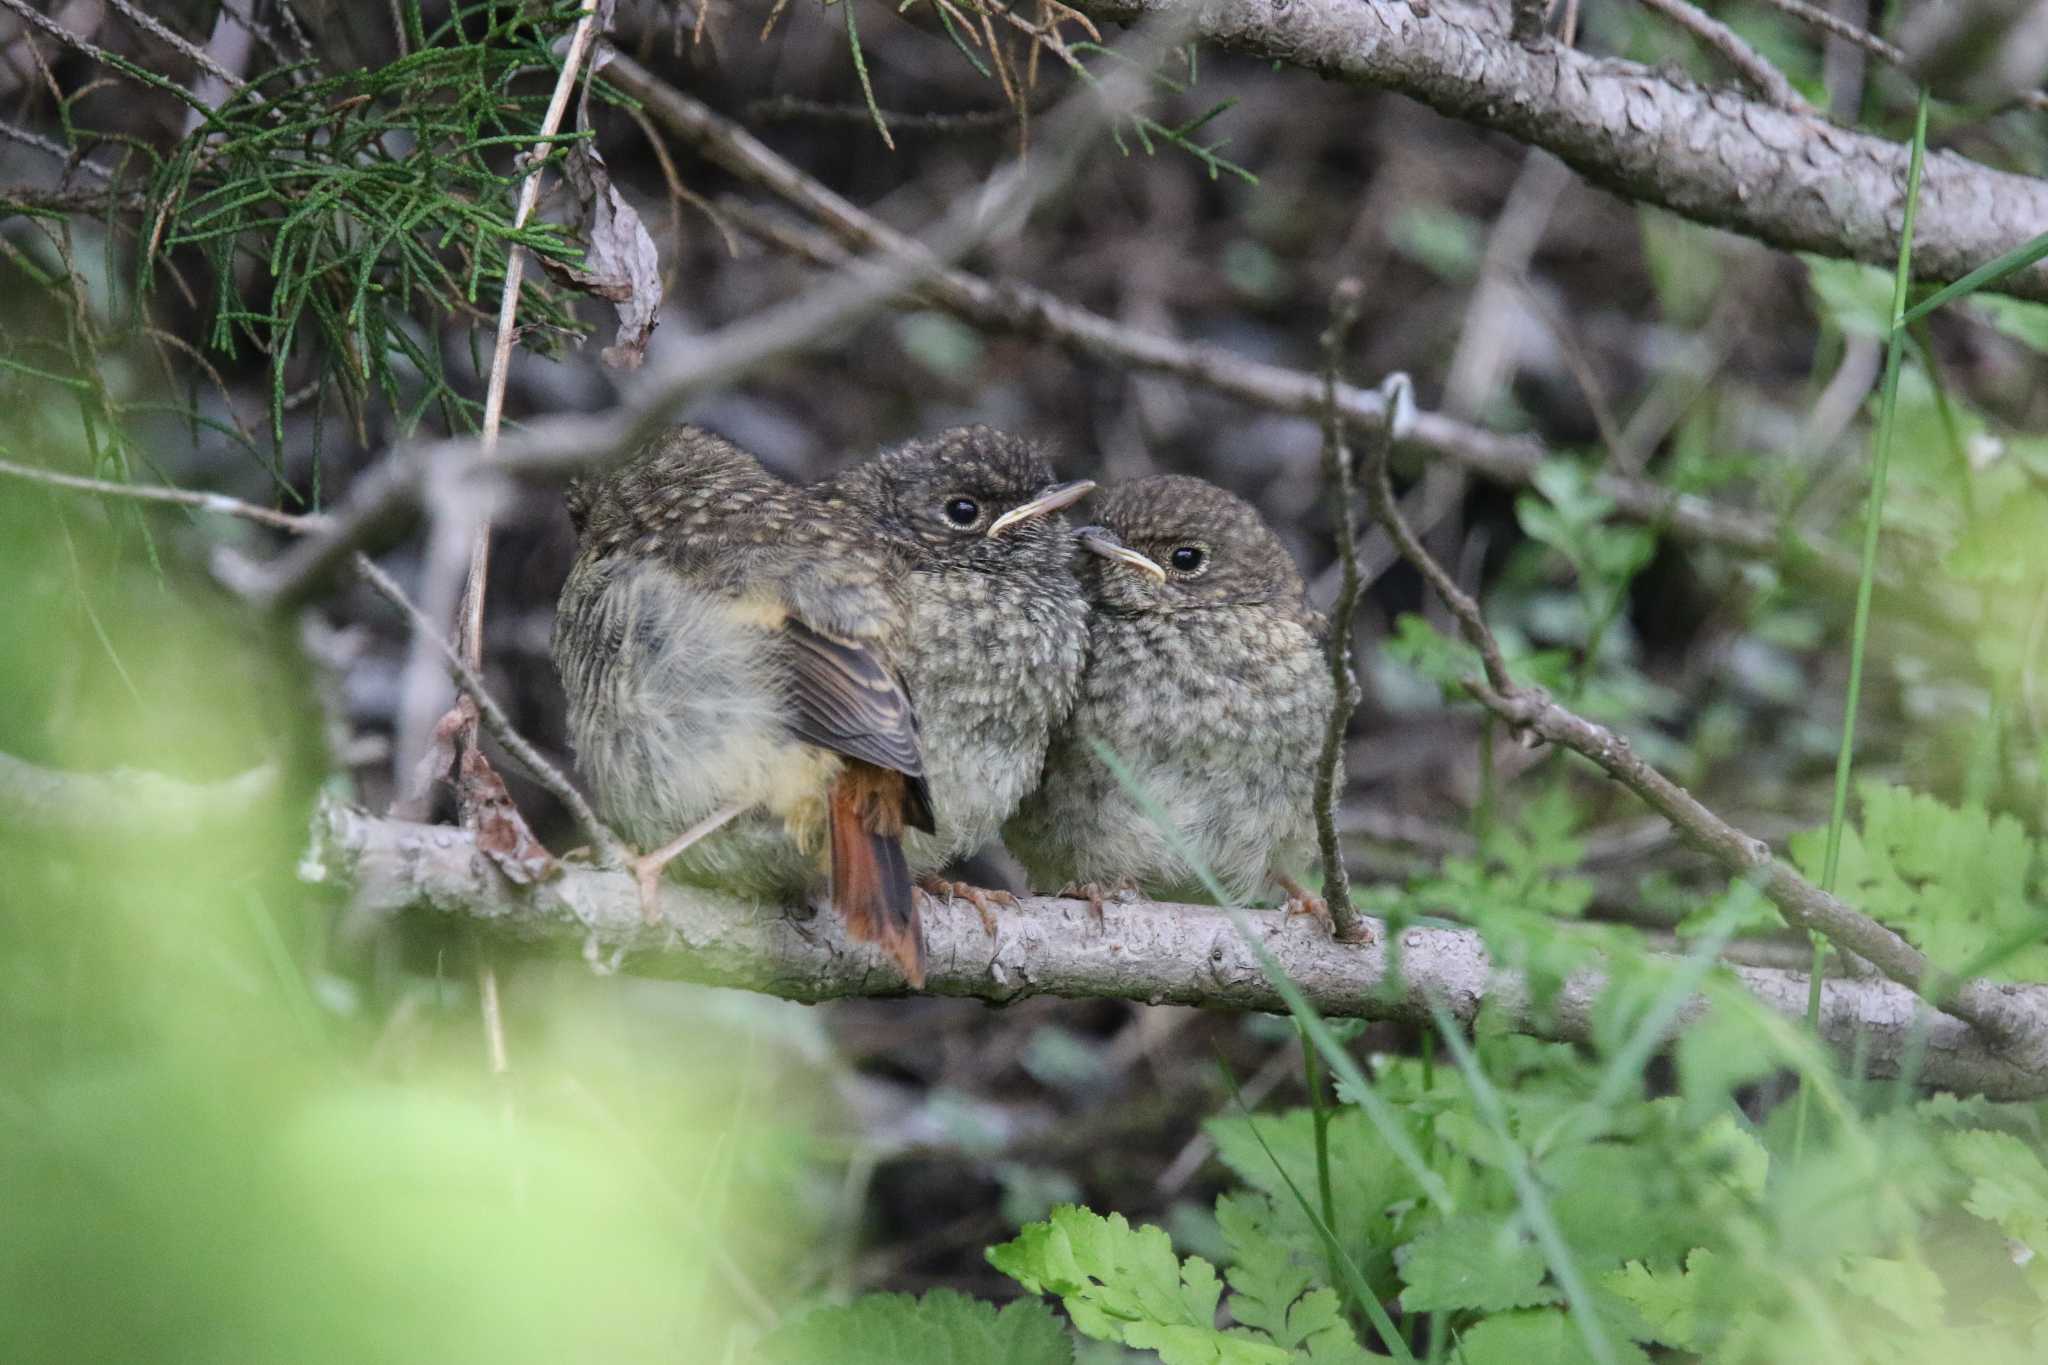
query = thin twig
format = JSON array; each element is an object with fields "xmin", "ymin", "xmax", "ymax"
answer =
[
  {"xmin": 0, "ymin": 458, "xmax": 628, "ymax": 870},
  {"xmin": 1633, "ymin": 0, "xmax": 1811, "ymax": 111},
  {"xmin": 0, "ymin": 0, "xmax": 207, "ymax": 107},
  {"xmin": 105, "ymin": 0, "xmax": 248, "ymax": 91},
  {"xmin": 0, "ymin": 116, "xmax": 114, "ymax": 182},
  {"xmin": 617, "ymin": 68, "xmax": 1959, "ymax": 638},
  {"xmin": 1312, "ymin": 280, "xmax": 1369, "ymax": 944},
  {"xmin": 744, "ymin": 94, "xmax": 1025, "ymax": 133},
  {"xmin": 352, "ymin": 554, "xmax": 630, "ymax": 870},
  {"xmin": 0, "ymin": 459, "xmax": 324, "ymax": 532},
  {"xmin": 1357, "ymin": 396, "xmax": 2040, "ymax": 1052},
  {"xmin": 456, "ymin": 0, "xmax": 604, "ymax": 682},
  {"xmin": 1754, "ymin": 0, "xmax": 1903, "ymax": 66}
]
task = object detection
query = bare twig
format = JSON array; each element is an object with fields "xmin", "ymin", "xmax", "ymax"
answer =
[
  {"xmin": 352, "ymin": 555, "xmax": 630, "ymax": 871},
  {"xmin": 319, "ymin": 804, "xmax": 2048, "ymax": 1100},
  {"xmin": 0, "ymin": 0, "xmax": 208, "ymax": 108},
  {"xmin": 1633, "ymin": 0, "xmax": 1811, "ymax": 111},
  {"xmin": 0, "ymin": 458, "xmax": 324, "ymax": 532},
  {"xmin": 1756, "ymin": 0, "xmax": 1902, "ymax": 65},
  {"xmin": 0, "ymin": 458, "xmax": 628, "ymax": 870},
  {"xmin": 0, "ymin": 115, "xmax": 113, "ymax": 181},
  {"xmin": 744, "ymin": 94, "xmax": 1025, "ymax": 133},
  {"xmin": 454, "ymin": 0, "xmax": 605, "ymax": 719},
  {"xmin": 615, "ymin": 69, "xmax": 1964, "ymax": 638},
  {"xmin": 105, "ymin": 0, "xmax": 247, "ymax": 92},
  {"xmin": 1356, "ymin": 400, "xmax": 2045, "ymax": 1057},
  {"xmin": 1312, "ymin": 281, "xmax": 1369, "ymax": 943}
]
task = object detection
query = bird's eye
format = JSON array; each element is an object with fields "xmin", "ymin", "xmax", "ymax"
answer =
[
  {"xmin": 1169, "ymin": 545, "xmax": 1206, "ymax": 574},
  {"xmin": 943, "ymin": 496, "xmax": 981, "ymax": 527}
]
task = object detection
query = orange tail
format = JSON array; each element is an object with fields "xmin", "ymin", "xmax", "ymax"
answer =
[{"xmin": 828, "ymin": 764, "xmax": 926, "ymax": 987}]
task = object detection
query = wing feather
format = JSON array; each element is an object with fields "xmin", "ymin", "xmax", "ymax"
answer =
[{"xmin": 782, "ymin": 617, "xmax": 936, "ymax": 833}]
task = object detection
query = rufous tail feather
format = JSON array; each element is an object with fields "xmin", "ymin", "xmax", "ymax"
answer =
[{"xmin": 827, "ymin": 764, "xmax": 926, "ymax": 987}]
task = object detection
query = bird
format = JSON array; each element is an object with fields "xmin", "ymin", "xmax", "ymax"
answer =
[
  {"xmin": 551, "ymin": 426, "xmax": 935, "ymax": 985},
  {"xmin": 815, "ymin": 426, "xmax": 1094, "ymax": 922},
  {"xmin": 1005, "ymin": 474, "xmax": 1335, "ymax": 916}
]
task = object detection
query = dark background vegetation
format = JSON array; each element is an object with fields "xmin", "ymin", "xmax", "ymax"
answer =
[{"xmin": 10, "ymin": 1, "xmax": 2048, "ymax": 1359}]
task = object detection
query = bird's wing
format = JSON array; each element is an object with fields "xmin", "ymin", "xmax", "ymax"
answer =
[{"xmin": 781, "ymin": 615, "xmax": 936, "ymax": 834}]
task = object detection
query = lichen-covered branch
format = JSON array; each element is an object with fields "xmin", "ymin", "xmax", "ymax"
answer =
[{"xmin": 315, "ymin": 804, "xmax": 2048, "ymax": 1100}]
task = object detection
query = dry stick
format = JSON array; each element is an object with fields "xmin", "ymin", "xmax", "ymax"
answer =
[
  {"xmin": 612, "ymin": 65, "xmax": 1964, "ymax": 638},
  {"xmin": 1311, "ymin": 280, "xmax": 1370, "ymax": 943},
  {"xmin": 454, "ymin": 0, "xmax": 603, "ymax": 717},
  {"xmin": 105, "ymin": 0, "xmax": 248, "ymax": 91},
  {"xmin": 1355, "ymin": 394, "xmax": 2044, "ymax": 1054},
  {"xmin": 1633, "ymin": 0, "xmax": 1811, "ymax": 112},
  {"xmin": 351, "ymin": 555, "xmax": 631, "ymax": 872},
  {"xmin": 1756, "ymin": 0, "xmax": 1905, "ymax": 65},
  {"xmin": 0, "ymin": 459, "xmax": 628, "ymax": 870},
  {"xmin": 0, "ymin": 458, "xmax": 325, "ymax": 532}
]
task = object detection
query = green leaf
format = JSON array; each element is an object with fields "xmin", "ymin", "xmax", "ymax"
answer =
[
  {"xmin": 989, "ymin": 1206, "xmax": 1291, "ymax": 1365},
  {"xmin": 1599, "ymin": 1248, "xmax": 1724, "ymax": 1351},
  {"xmin": 1836, "ymin": 1255, "xmax": 1948, "ymax": 1335},
  {"xmin": 1946, "ymin": 1130, "xmax": 2048, "ymax": 1247},
  {"xmin": 1397, "ymin": 1214, "xmax": 1555, "ymax": 1314},
  {"xmin": 1206, "ymin": 1109, "xmax": 1427, "ymax": 1298},
  {"xmin": 1450, "ymin": 1308, "xmax": 1648, "ymax": 1365},
  {"xmin": 753, "ymin": 1289, "xmax": 1072, "ymax": 1365},
  {"xmin": 1217, "ymin": 1194, "xmax": 1377, "ymax": 1364}
]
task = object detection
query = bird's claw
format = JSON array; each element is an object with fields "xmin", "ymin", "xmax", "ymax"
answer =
[
  {"xmin": 1276, "ymin": 875, "xmax": 1334, "ymax": 934},
  {"xmin": 1059, "ymin": 881, "xmax": 1109, "ymax": 926},
  {"xmin": 917, "ymin": 876, "xmax": 1014, "ymax": 937},
  {"xmin": 630, "ymin": 852, "xmax": 667, "ymax": 925}
]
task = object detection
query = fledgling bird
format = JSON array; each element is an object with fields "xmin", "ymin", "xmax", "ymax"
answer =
[
  {"xmin": 817, "ymin": 427, "xmax": 1094, "ymax": 913},
  {"xmin": 551, "ymin": 426, "xmax": 935, "ymax": 984},
  {"xmin": 1006, "ymin": 474, "xmax": 1335, "ymax": 911}
]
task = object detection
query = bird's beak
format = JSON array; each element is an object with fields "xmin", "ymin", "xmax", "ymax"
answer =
[
  {"xmin": 987, "ymin": 479, "xmax": 1096, "ymax": 537},
  {"xmin": 1076, "ymin": 525, "xmax": 1167, "ymax": 581}
]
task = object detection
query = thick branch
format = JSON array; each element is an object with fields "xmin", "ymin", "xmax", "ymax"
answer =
[
  {"xmin": 317, "ymin": 805, "xmax": 2048, "ymax": 1100},
  {"xmin": 1078, "ymin": 0, "xmax": 2048, "ymax": 301}
]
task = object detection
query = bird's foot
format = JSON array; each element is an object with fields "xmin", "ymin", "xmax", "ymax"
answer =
[
  {"xmin": 1057, "ymin": 878, "xmax": 1142, "ymax": 928},
  {"xmin": 1058, "ymin": 881, "xmax": 1109, "ymax": 925},
  {"xmin": 917, "ymin": 876, "xmax": 1017, "ymax": 937},
  {"xmin": 628, "ymin": 805, "xmax": 748, "ymax": 924},
  {"xmin": 1276, "ymin": 874, "xmax": 1333, "ymax": 933}
]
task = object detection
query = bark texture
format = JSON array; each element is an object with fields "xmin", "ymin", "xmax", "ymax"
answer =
[
  {"xmin": 317, "ymin": 803, "xmax": 2048, "ymax": 1100},
  {"xmin": 1080, "ymin": 0, "xmax": 2048, "ymax": 300}
]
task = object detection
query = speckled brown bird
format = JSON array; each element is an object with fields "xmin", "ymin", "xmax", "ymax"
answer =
[
  {"xmin": 1006, "ymin": 474, "xmax": 1334, "ymax": 910},
  {"xmin": 552, "ymin": 426, "xmax": 934, "ymax": 984},
  {"xmin": 817, "ymin": 427, "xmax": 1093, "ymax": 912}
]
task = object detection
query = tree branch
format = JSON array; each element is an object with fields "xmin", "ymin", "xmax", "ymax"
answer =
[
  {"xmin": 603, "ymin": 58, "xmax": 1967, "ymax": 641},
  {"xmin": 1633, "ymin": 0, "xmax": 1811, "ymax": 112},
  {"xmin": 1076, "ymin": 0, "xmax": 2048, "ymax": 301},
  {"xmin": 1355, "ymin": 385, "xmax": 2048, "ymax": 1068},
  {"xmin": 315, "ymin": 803, "xmax": 2048, "ymax": 1100}
]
